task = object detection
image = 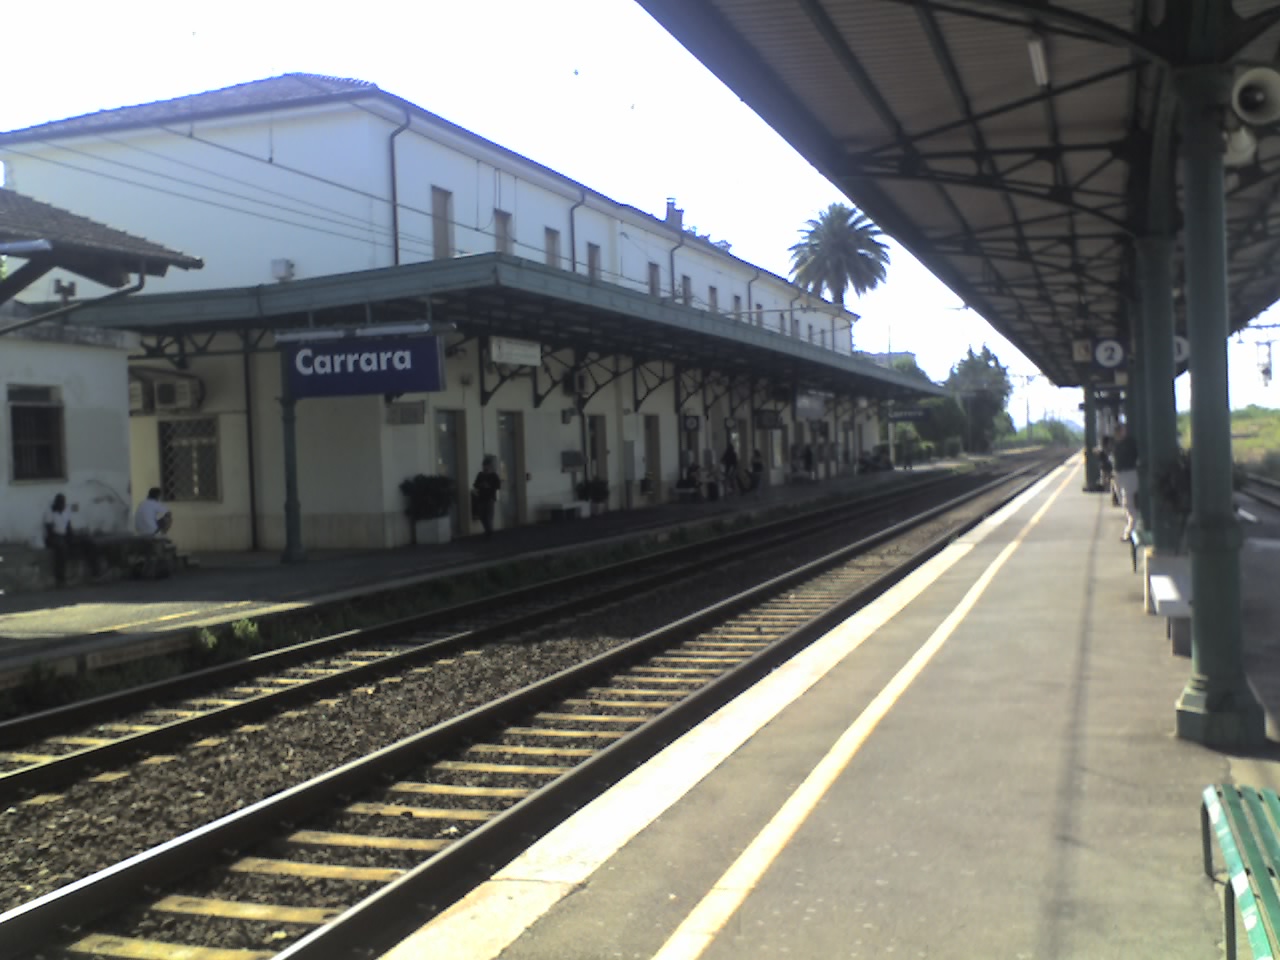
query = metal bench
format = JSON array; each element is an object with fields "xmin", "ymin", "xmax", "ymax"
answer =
[
  {"xmin": 1149, "ymin": 568, "xmax": 1191, "ymax": 657},
  {"xmin": 1128, "ymin": 527, "xmax": 1151, "ymax": 572},
  {"xmin": 1201, "ymin": 784, "xmax": 1280, "ymax": 960}
]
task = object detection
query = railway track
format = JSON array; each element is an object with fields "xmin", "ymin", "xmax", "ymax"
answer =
[
  {"xmin": 1244, "ymin": 471, "xmax": 1280, "ymax": 512},
  {"xmin": 0, "ymin": 468, "xmax": 993, "ymax": 806},
  {"xmin": 0, "ymin": 456, "xmax": 1062, "ymax": 960}
]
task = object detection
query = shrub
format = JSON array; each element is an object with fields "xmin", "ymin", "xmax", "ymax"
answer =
[
  {"xmin": 400, "ymin": 474, "xmax": 456, "ymax": 520},
  {"xmin": 575, "ymin": 477, "xmax": 610, "ymax": 502}
]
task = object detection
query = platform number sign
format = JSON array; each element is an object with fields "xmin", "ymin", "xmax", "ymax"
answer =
[
  {"xmin": 1174, "ymin": 335, "xmax": 1190, "ymax": 365},
  {"xmin": 1093, "ymin": 338, "xmax": 1126, "ymax": 370}
]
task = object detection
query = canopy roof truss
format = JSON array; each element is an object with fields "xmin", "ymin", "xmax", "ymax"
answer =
[{"xmin": 637, "ymin": 0, "xmax": 1280, "ymax": 386}]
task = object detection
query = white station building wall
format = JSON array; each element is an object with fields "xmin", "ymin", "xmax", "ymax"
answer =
[
  {"xmin": 2, "ymin": 93, "xmax": 881, "ymax": 552},
  {"xmin": 1, "ymin": 329, "xmax": 134, "ymax": 545}
]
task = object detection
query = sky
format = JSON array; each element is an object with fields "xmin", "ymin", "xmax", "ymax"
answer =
[{"xmin": 3, "ymin": 0, "xmax": 1278, "ymax": 426}]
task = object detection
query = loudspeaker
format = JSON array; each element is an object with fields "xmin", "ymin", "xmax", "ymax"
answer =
[{"xmin": 1232, "ymin": 67, "xmax": 1280, "ymax": 126}]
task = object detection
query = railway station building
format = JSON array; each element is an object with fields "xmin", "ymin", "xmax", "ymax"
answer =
[{"xmin": 0, "ymin": 74, "xmax": 938, "ymax": 555}]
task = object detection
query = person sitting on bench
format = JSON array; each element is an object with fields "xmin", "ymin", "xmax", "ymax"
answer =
[
  {"xmin": 134, "ymin": 487, "xmax": 173, "ymax": 538},
  {"xmin": 677, "ymin": 463, "xmax": 704, "ymax": 500}
]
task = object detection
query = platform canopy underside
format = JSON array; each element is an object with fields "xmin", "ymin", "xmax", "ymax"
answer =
[{"xmin": 636, "ymin": 0, "xmax": 1280, "ymax": 387}]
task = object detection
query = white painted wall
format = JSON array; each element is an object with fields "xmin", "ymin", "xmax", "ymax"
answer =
[
  {"xmin": 1, "ymin": 89, "xmax": 888, "ymax": 552},
  {"xmin": 1, "ymin": 329, "xmax": 133, "ymax": 545},
  {"xmin": 1, "ymin": 97, "xmax": 858, "ymax": 348}
]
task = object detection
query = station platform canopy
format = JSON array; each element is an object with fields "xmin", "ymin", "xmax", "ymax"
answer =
[
  {"xmin": 635, "ymin": 1, "xmax": 1280, "ymax": 387},
  {"xmin": 61, "ymin": 252, "xmax": 944, "ymax": 401}
]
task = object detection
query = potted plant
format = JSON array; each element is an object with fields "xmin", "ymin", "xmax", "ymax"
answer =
[
  {"xmin": 576, "ymin": 477, "xmax": 610, "ymax": 515},
  {"xmin": 400, "ymin": 474, "xmax": 456, "ymax": 545}
]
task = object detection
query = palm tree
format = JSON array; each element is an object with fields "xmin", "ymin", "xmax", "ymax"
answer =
[{"xmin": 789, "ymin": 203, "xmax": 890, "ymax": 304}]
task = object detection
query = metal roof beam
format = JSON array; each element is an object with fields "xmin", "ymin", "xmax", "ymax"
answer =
[
  {"xmin": 844, "ymin": 170, "xmax": 1130, "ymax": 228},
  {"xmin": 917, "ymin": 2, "xmax": 1060, "ymax": 325},
  {"xmin": 907, "ymin": 0, "xmax": 1170, "ymax": 63},
  {"xmin": 856, "ymin": 63, "xmax": 1139, "ymax": 159}
]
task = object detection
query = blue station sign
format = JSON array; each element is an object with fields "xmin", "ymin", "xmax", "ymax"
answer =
[{"xmin": 284, "ymin": 335, "xmax": 445, "ymax": 398}]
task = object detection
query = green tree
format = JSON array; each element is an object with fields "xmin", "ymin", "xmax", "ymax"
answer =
[
  {"xmin": 789, "ymin": 202, "xmax": 890, "ymax": 304},
  {"xmin": 891, "ymin": 356, "xmax": 934, "ymax": 384},
  {"xmin": 915, "ymin": 396, "xmax": 967, "ymax": 449},
  {"xmin": 945, "ymin": 347, "xmax": 1013, "ymax": 453}
]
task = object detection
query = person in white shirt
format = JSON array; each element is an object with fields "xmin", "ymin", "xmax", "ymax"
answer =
[
  {"xmin": 43, "ymin": 494, "xmax": 73, "ymax": 586},
  {"xmin": 43, "ymin": 493, "xmax": 100, "ymax": 586},
  {"xmin": 134, "ymin": 487, "xmax": 173, "ymax": 537}
]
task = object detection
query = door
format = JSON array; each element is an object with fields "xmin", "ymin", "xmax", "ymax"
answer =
[
  {"xmin": 434, "ymin": 409, "xmax": 465, "ymax": 536},
  {"xmin": 644, "ymin": 414, "xmax": 662, "ymax": 502},
  {"xmin": 588, "ymin": 414, "xmax": 608, "ymax": 485},
  {"xmin": 496, "ymin": 411, "xmax": 524, "ymax": 529}
]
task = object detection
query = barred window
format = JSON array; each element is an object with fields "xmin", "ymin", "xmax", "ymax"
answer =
[
  {"xmin": 8, "ymin": 385, "xmax": 65, "ymax": 481},
  {"xmin": 159, "ymin": 418, "xmax": 219, "ymax": 501}
]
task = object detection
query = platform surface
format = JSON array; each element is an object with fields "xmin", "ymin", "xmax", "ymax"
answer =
[
  {"xmin": 379, "ymin": 456, "xmax": 1280, "ymax": 960},
  {"xmin": 0, "ymin": 466, "xmax": 938, "ymax": 668}
]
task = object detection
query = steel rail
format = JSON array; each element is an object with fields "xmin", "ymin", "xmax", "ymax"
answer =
[
  {"xmin": 1, "ymin": 471, "xmax": 957, "ymax": 741},
  {"xmin": 1243, "ymin": 472, "xmax": 1280, "ymax": 512},
  {"xmin": 0, "ymin": 457, "xmax": 1057, "ymax": 960},
  {"xmin": 0, "ymin": 472, "xmax": 973, "ymax": 802}
]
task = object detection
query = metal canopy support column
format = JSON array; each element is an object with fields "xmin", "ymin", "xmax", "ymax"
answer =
[
  {"xmin": 278, "ymin": 350, "xmax": 305, "ymax": 564},
  {"xmin": 1126, "ymin": 308, "xmax": 1151, "ymax": 532},
  {"xmin": 1136, "ymin": 234, "xmax": 1180, "ymax": 552},
  {"xmin": 1173, "ymin": 67, "xmax": 1263, "ymax": 747},
  {"xmin": 1083, "ymin": 383, "xmax": 1098, "ymax": 491}
]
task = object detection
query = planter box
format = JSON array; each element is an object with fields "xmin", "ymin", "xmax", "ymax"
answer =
[{"xmin": 414, "ymin": 516, "xmax": 452, "ymax": 545}]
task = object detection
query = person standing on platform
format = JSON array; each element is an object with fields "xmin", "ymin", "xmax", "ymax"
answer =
[
  {"xmin": 45, "ymin": 493, "xmax": 101, "ymax": 586},
  {"xmin": 721, "ymin": 442, "xmax": 739, "ymax": 496},
  {"xmin": 472, "ymin": 455, "xmax": 501, "ymax": 539},
  {"xmin": 43, "ymin": 494, "xmax": 74, "ymax": 587},
  {"xmin": 803, "ymin": 444, "xmax": 815, "ymax": 480},
  {"xmin": 750, "ymin": 449, "xmax": 765, "ymax": 492},
  {"xmin": 1112, "ymin": 424, "xmax": 1140, "ymax": 541}
]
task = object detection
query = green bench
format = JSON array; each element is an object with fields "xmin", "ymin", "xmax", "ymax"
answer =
[{"xmin": 1201, "ymin": 784, "xmax": 1280, "ymax": 960}]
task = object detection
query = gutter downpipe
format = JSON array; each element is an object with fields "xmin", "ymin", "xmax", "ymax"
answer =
[
  {"xmin": 746, "ymin": 268, "xmax": 762, "ymax": 325},
  {"xmin": 669, "ymin": 234, "xmax": 686, "ymax": 300},
  {"xmin": 242, "ymin": 334, "xmax": 260, "ymax": 551},
  {"xmin": 387, "ymin": 111, "xmax": 412, "ymax": 266},
  {"xmin": 569, "ymin": 192, "xmax": 586, "ymax": 273}
]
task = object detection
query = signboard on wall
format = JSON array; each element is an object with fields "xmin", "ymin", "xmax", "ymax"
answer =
[
  {"xmin": 490, "ymin": 336, "xmax": 542, "ymax": 367},
  {"xmin": 284, "ymin": 335, "xmax": 445, "ymax": 399},
  {"xmin": 888, "ymin": 408, "xmax": 927, "ymax": 422},
  {"xmin": 796, "ymin": 392, "xmax": 827, "ymax": 419}
]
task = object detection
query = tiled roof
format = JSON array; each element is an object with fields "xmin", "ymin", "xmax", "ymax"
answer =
[
  {"xmin": 0, "ymin": 74, "xmax": 377, "ymax": 143},
  {"xmin": 0, "ymin": 187, "xmax": 202, "ymax": 275}
]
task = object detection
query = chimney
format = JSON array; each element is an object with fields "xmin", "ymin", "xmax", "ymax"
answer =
[{"xmin": 665, "ymin": 198, "xmax": 684, "ymax": 231}]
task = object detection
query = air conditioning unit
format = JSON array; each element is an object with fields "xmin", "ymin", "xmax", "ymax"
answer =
[
  {"xmin": 128, "ymin": 380, "xmax": 150, "ymax": 415},
  {"xmin": 154, "ymin": 378, "xmax": 204, "ymax": 412}
]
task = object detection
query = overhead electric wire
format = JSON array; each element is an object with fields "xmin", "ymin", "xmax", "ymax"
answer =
[
  {"xmin": 2, "ymin": 147, "xmax": 434, "ymax": 260},
  {"xmin": 19, "ymin": 140, "xmax": 437, "ymax": 250}
]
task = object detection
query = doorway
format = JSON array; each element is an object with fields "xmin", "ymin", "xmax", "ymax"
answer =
[
  {"xmin": 587, "ymin": 414, "xmax": 608, "ymax": 486},
  {"xmin": 643, "ymin": 414, "xmax": 662, "ymax": 502},
  {"xmin": 496, "ymin": 411, "xmax": 525, "ymax": 530},
  {"xmin": 434, "ymin": 409, "xmax": 465, "ymax": 536}
]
